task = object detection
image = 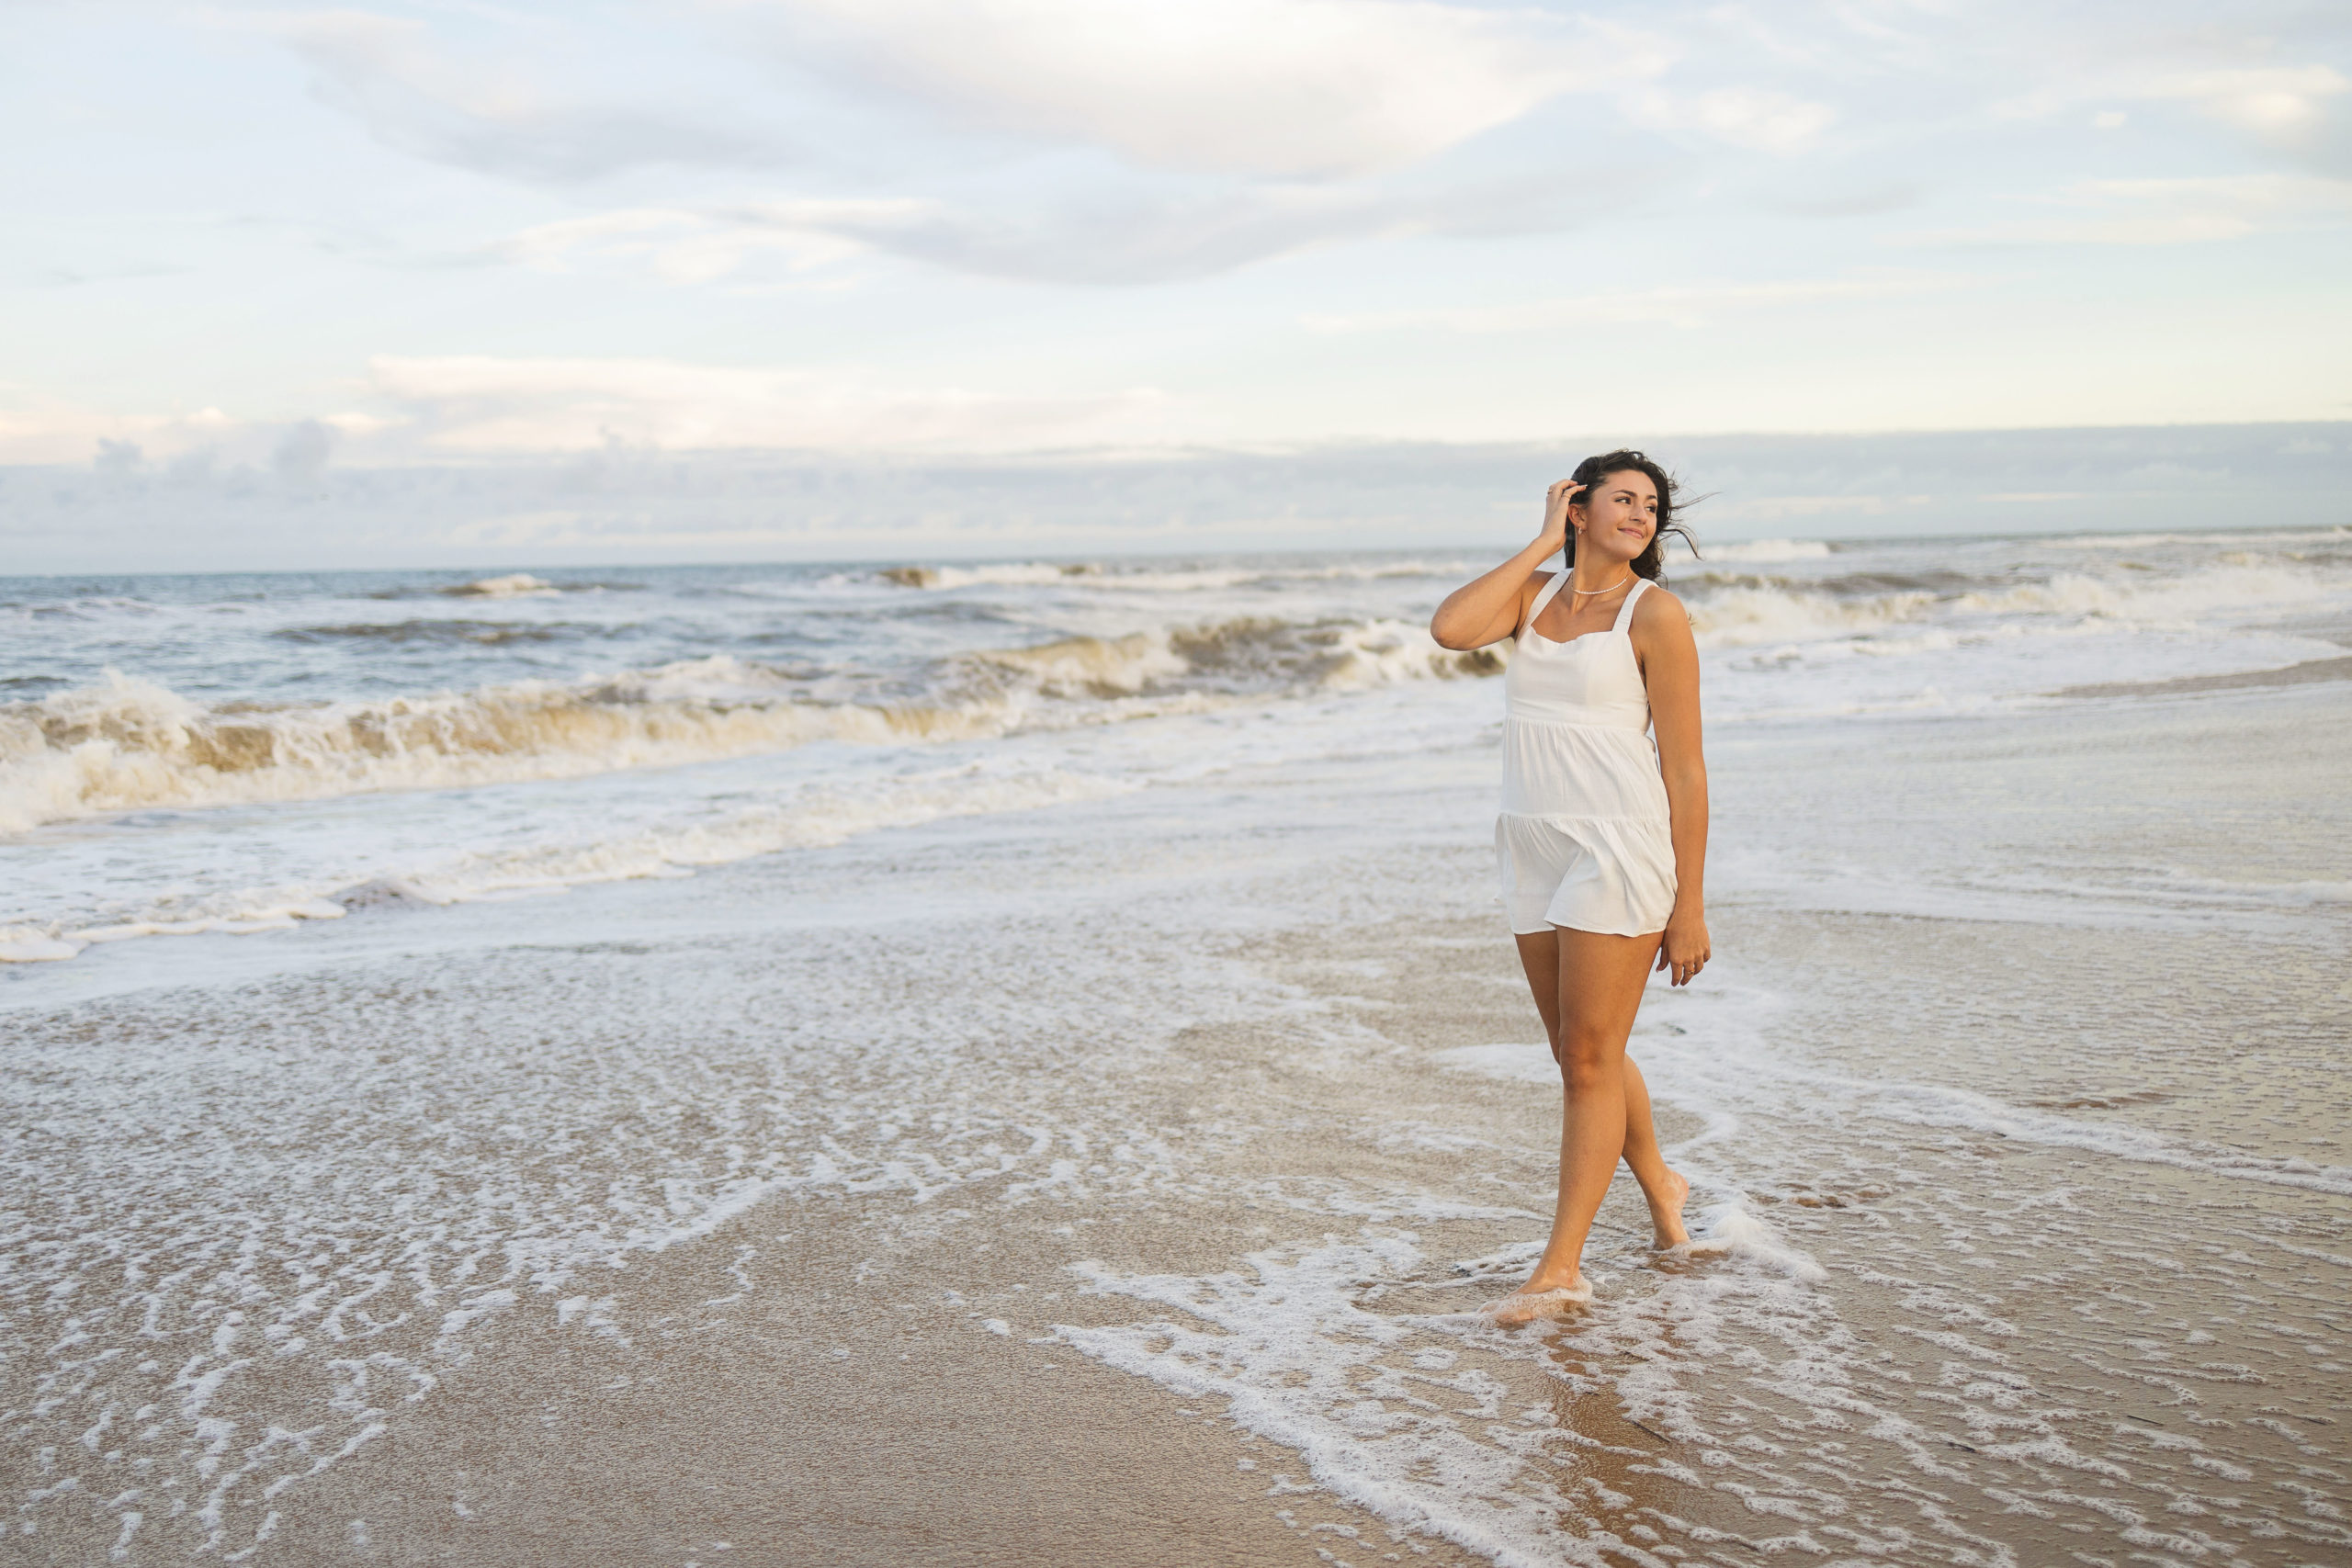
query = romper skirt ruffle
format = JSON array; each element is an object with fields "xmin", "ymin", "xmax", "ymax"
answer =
[{"xmin": 1496, "ymin": 812, "xmax": 1678, "ymax": 938}]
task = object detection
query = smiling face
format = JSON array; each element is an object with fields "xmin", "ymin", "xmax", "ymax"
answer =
[{"xmin": 1571, "ymin": 468, "xmax": 1660, "ymax": 568}]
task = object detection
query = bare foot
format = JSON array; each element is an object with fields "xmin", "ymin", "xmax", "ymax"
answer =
[
  {"xmin": 1646, "ymin": 1168, "xmax": 1691, "ymax": 1249},
  {"xmin": 1478, "ymin": 1277, "xmax": 1593, "ymax": 1326}
]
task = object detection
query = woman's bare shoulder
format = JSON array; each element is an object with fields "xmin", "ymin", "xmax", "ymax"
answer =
[{"xmin": 1632, "ymin": 583, "xmax": 1689, "ymax": 621}]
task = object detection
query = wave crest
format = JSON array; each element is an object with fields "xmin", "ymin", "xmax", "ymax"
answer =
[
  {"xmin": 445, "ymin": 572, "xmax": 560, "ymax": 598},
  {"xmin": 1, "ymin": 615, "xmax": 1504, "ymax": 832},
  {"xmin": 0, "ymin": 664, "xmax": 1006, "ymax": 834}
]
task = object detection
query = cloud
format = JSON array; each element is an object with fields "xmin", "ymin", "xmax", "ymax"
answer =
[
  {"xmin": 749, "ymin": 0, "xmax": 1672, "ymax": 178},
  {"xmin": 484, "ymin": 166, "xmax": 1626, "ymax": 288},
  {"xmin": 1996, "ymin": 58, "xmax": 2352, "ymax": 163},
  {"xmin": 0, "ymin": 398, "xmax": 244, "ymax": 467},
  {"xmin": 1896, "ymin": 174, "xmax": 2352, "ymax": 246},
  {"xmin": 16, "ymin": 423, "xmax": 2351, "ymax": 574},
  {"xmin": 1773, "ymin": 183, "xmax": 1924, "ymax": 219},
  {"xmin": 1632, "ymin": 85, "xmax": 1838, "ymax": 154},
  {"xmin": 273, "ymin": 419, "xmax": 336, "ymax": 482},
  {"xmin": 6, "ymin": 350, "xmax": 1173, "ymax": 465},
  {"xmin": 362, "ymin": 354, "xmax": 1167, "ymax": 452},
  {"xmin": 2142, "ymin": 64, "xmax": 2349, "ymax": 142},
  {"xmin": 1303, "ymin": 270, "xmax": 1971, "ymax": 333},
  {"xmin": 492, "ymin": 204, "xmax": 893, "ymax": 282},
  {"xmin": 282, "ymin": 12, "xmax": 783, "ymax": 181},
  {"xmin": 744, "ymin": 184, "xmax": 1419, "ymax": 284}
]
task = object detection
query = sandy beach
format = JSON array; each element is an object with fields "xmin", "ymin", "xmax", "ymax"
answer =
[
  {"xmin": 6, "ymin": 538, "xmax": 2351, "ymax": 1565},
  {"xmin": 14, "ymin": 1, "xmax": 2352, "ymax": 1557}
]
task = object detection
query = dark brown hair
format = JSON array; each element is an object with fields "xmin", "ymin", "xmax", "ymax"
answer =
[{"xmin": 1563, "ymin": 448, "xmax": 1697, "ymax": 586}]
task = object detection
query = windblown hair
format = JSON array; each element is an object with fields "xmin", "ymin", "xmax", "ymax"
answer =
[{"xmin": 1563, "ymin": 448, "xmax": 1697, "ymax": 586}]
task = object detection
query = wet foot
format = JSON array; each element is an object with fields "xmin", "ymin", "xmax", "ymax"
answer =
[
  {"xmin": 1478, "ymin": 1277, "xmax": 1592, "ymax": 1325},
  {"xmin": 1646, "ymin": 1168, "xmax": 1691, "ymax": 1249}
]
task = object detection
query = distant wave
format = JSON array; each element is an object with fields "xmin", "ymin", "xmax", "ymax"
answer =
[
  {"xmin": 0, "ymin": 616, "xmax": 1502, "ymax": 833},
  {"xmin": 1684, "ymin": 562, "xmax": 2337, "ymax": 649},
  {"xmin": 274, "ymin": 619, "xmax": 592, "ymax": 647},
  {"xmin": 359, "ymin": 574, "xmax": 642, "ymax": 601},
  {"xmin": 1704, "ymin": 539, "xmax": 1833, "ymax": 563},
  {"xmin": 873, "ymin": 558, "xmax": 1473, "ymax": 593},
  {"xmin": 880, "ymin": 562, "xmax": 1092, "ymax": 589},
  {"xmin": 444, "ymin": 572, "xmax": 560, "ymax": 598}
]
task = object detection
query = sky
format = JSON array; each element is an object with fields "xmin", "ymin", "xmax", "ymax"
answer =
[{"xmin": 5, "ymin": 0, "xmax": 2350, "ymax": 566}]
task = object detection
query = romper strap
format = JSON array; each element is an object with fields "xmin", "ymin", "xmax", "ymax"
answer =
[
  {"xmin": 1611, "ymin": 576, "xmax": 1653, "ymax": 633},
  {"xmin": 1521, "ymin": 569, "xmax": 1571, "ymax": 635}
]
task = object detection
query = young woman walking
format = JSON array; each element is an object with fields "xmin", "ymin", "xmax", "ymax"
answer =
[{"xmin": 1430, "ymin": 450, "xmax": 1710, "ymax": 1325}]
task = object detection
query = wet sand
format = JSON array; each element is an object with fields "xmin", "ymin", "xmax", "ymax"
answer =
[{"xmin": 8, "ymin": 681, "xmax": 2349, "ymax": 1566}]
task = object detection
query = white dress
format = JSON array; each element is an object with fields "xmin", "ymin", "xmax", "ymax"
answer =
[{"xmin": 1496, "ymin": 571, "xmax": 1679, "ymax": 936}]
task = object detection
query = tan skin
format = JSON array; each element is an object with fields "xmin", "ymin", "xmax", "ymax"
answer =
[{"xmin": 1431, "ymin": 470, "xmax": 1712, "ymax": 1323}]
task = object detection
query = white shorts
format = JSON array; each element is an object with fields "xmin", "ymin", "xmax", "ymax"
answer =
[{"xmin": 1496, "ymin": 813, "xmax": 1677, "ymax": 937}]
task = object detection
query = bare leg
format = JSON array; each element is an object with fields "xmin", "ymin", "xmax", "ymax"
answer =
[
  {"xmin": 1490, "ymin": 928, "xmax": 1670, "ymax": 1324},
  {"xmin": 1620, "ymin": 1055, "xmax": 1690, "ymax": 1247},
  {"xmin": 1512, "ymin": 931, "xmax": 1688, "ymax": 1245}
]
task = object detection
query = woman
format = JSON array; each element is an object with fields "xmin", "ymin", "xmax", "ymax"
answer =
[{"xmin": 1430, "ymin": 449, "xmax": 1710, "ymax": 1325}]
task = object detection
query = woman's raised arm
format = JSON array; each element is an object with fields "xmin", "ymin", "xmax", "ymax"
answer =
[{"xmin": 1430, "ymin": 479, "xmax": 1582, "ymax": 649}]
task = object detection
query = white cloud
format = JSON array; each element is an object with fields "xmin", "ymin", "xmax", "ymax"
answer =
[
  {"xmin": 1634, "ymin": 85, "xmax": 1838, "ymax": 153},
  {"xmin": 754, "ymin": 0, "xmax": 1671, "ymax": 177},
  {"xmin": 2146, "ymin": 65, "xmax": 2349, "ymax": 141},
  {"xmin": 1303, "ymin": 271, "xmax": 1969, "ymax": 333},
  {"xmin": 1897, "ymin": 173, "xmax": 2352, "ymax": 246},
  {"xmin": 363, "ymin": 355, "xmax": 1167, "ymax": 452},
  {"xmin": 0, "ymin": 355, "xmax": 1171, "ymax": 463},
  {"xmin": 483, "ymin": 180, "xmax": 1541, "ymax": 286},
  {"xmin": 1996, "ymin": 61, "xmax": 2350, "ymax": 152},
  {"xmin": 493, "ymin": 204, "xmax": 903, "ymax": 281},
  {"xmin": 279, "ymin": 11, "xmax": 780, "ymax": 180},
  {"xmin": 0, "ymin": 400, "xmax": 245, "ymax": 466}
]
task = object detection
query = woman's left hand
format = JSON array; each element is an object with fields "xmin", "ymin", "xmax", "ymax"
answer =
[{"xmin": 1657, "ymin": 908, "xmax": 1710, "ymax": 987}]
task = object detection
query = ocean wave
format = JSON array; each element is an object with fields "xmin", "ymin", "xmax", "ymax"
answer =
[
  {"xmin": 1960, "ymin": 564, "xmax": 2332, "ymax": 622},
  {"xmin": 1681, "ymin": 561, "xmax": 2346, "ymax": 649},
  {"xmin": 880, "ymin": 562, "xmax": 1093, "ymax": 589},
  {"xmin": 2041, "ymin": 525, "xmax": 2352, "ymax": 551},
  {"xmin": 1166, "ymin": 617, "xmax": 1504, "ymax": 693},
  {"xmin": 967, "ymin": 629, "xmax": 1192, "ymax": 696},
  {"xmin": 274, "ymin": 619, "xmax": 593, "ymax": 647},
  {"xmin": 444, "ymin": 572, "xmax": 560, "ymax": 598},
  {"xmin": 955, "ymin": 617, "xmax": 1503, "ymax": 703},
  {"xmin": 0, "ymin": 762, "xmax": 1136, "ymax": 964},
  {"xmin": 876, "ymin": 558, "xmax": 1472, "ymax": 594},
  {"xmin": 1704, "ymin": 539, "xmax": 1833, "ymax": 563},
  {"xmin": 1687, "ymin": 584, "xmax": 1937, "ymax": 647},
  {"xmin": 0, "ymin": 616, "xmax": 1504, "ymax": 834},
  {"xmin": 0, "ymin": 661, "xmax": 1007, "ymax": 835}
]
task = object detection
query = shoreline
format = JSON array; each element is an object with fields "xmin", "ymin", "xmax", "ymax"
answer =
[{"xmin": 6, "ymin": 680, "xmax": 2348, "ymax": 1564}]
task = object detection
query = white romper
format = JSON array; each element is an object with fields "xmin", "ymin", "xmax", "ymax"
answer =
[{"xmin": 1496, "ymin": 571, "xmax": 1679, "ymax": 937}]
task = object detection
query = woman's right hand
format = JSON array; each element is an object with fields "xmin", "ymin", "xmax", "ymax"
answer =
[
  {"xmin": 1540, "ymin": 479, "xmax": 1584, "ymax": 551},
  {"xmin": 1430, "ymin": 478, "xmax": 1585, "ymax": 649}
]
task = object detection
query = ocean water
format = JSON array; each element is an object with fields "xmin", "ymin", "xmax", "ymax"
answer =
[
  {"xmin": 6, "ymin": 533, "xmax": 2345, "ymax": 964},
  {"xmin": 4, "ymin": 527, "xmax": 2349, "ymax": 1564}
]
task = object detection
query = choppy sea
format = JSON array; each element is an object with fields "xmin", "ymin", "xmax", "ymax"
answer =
[{"xmin": 5, "ymin": 527, "xmax": 2349, "ymax": 1564}]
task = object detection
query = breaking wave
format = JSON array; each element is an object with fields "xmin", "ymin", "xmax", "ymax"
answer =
[
  {"xmin": 0, "ymin": 617, "xmax": 1503, "ymax": 833},
  {"xmin": 1683, "ymin": 562, "xmax": 2338, "ymax": 649},
  {"xmin": 1703, "ymin": 539, "xmax": 1833, "ymax": 563},
  {"xmin": 875, "ymin": 558, "xmax": 1473, "ymax": 593},
  {"xmin": 446, "ymin": 572, "xmax": 560, "ymax": 598}
]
